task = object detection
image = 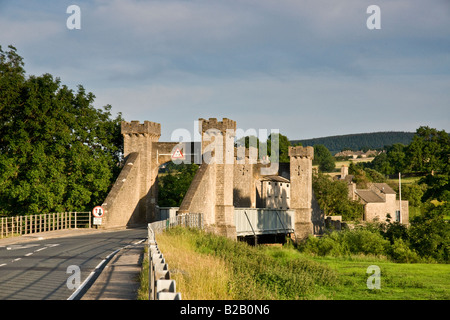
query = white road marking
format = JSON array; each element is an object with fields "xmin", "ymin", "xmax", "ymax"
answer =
[
  {"xmin": 25, "ymin": 252, "xmax": 33, "ymax": 256},
  {"xmin": 0, "ymin": 263, "xmax": 7, "ymax": 267},
  {"xmin": 6, "ymin": 244, "xmax": 39, "ymax": 251}
]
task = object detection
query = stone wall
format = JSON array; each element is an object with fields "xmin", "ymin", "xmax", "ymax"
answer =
[
  {"xmin": 100, "ymin": 118, "xmax": 320, "ymax": 241},
  {"xmin": 101, "ymin": 152, "xmax": 143, "ymax": 228},
  {"xmin": 363, "ymin": 194, "xmax": 409, "ymax": 225},
  {"xmin": 122, "ymin": 120, "xmax": 161, "ymax": 223},
  {"xmin": 289, "ymin": 146, "xmax": 315, "ymax": 240},
  {"xmin": 178, "ymin": 162, "xmax": 216, "ymax": 228},
  {"xmin": 178, "ymin": 118, "xmax": 237, "ymax": 238},
  {"xmin": 233, "ymin": 146, "xmax": 256, "ymax": 208}
]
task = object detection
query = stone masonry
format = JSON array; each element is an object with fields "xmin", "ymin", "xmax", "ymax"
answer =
[
  {"xmin": 101, "ymin": 118, "xmax": 317, "ymax": 241},
  {"xmin": 288, "ymin": 146, "xmax": 315, "ymax": 240}
]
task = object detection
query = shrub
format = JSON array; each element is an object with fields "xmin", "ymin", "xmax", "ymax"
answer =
[
  {"xmin": 302, "ymin": 228, "xmax": 389, "ymax": 258},
  {"xmin": 388, "ymin": 238, "xmax": 421, "ymax": 263},
  {"xmin": 346, "ymin": 228, "xmax": 390, "ymax": 256}
]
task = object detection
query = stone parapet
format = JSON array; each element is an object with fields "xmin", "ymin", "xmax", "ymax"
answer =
[
  {"xmin": 288, "ymin": 146, "xmax": 314, "ymax": 159},
  {"xmin": 121, "ymin": 120, "xmax": 161, "ymax": 138},
  {"xmin": 199, "ymin": 118, "xmax": 237, "ymax": 133}
]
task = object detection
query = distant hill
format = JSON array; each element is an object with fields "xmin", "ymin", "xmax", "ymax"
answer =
[{"xmin": 291, "ymin": 131, "xmax": 415, "ymax": 154}]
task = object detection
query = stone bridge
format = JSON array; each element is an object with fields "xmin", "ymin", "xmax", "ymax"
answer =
[{"xmin": 100, "ymin": 118, "xmax": 323, "ymax": 242}]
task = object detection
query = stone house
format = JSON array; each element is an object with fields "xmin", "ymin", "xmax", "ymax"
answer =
[
  {"xmin": 339, "ymin": 166, "xmax": 409, "ymax": 224},
  {"xmin": 259, "ymin": 175, "xmax": 291, "ymax": 210}
]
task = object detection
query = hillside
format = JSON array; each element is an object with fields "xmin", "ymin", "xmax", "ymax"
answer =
[{"xmin": 291, "ymin": 131, "xmax": 415, "ymax": 154}]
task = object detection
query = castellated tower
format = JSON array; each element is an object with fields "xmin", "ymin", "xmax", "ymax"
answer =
[
  {"xmin": 121, "ymin": 120, "xmax": 161, "ymax": 223},
  {"xmin": 199, "ymin": 118, "xmax": 237, "ymax": 238},
  {"xmin": 289, "ymin": 146, "xmax": 314, "ymax": 240}
]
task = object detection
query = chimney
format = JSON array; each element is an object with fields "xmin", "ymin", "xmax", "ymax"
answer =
[{"xmin": 341, "ymin": 165, "xmax": 348, "ymax": 179}]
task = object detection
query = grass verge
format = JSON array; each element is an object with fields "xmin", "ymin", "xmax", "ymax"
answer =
[{"xmin": 138, "ymin": 227, "xmax": 450, "ymax": 300}]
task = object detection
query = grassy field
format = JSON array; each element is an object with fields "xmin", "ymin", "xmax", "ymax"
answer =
[
  {"xmin": 138, "ymin": 227, "xmax": 449, "ymax": 300},
  {"xmin": 310, "ymin": 256, "xmax": 450, "ymax": 300}
]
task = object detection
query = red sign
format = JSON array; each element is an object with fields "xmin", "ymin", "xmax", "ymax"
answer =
[
  {"xmin": 92, "ymin": 206, "xmax": 105, "ymax": 218},
  {"xmin": 171, "ymin": 148, "xmax": 184, "ymax": 159}
]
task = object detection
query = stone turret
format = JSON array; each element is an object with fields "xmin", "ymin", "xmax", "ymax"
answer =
[
  {"xmin": 289, "ymin": 146, "xmax": 314, "ymax": 240},
  {"xmin": 199, "ymin": 118, "xmax": 237, "ymax": 238},
  {"xmin": 121, "ymin": 120, "xmax": 161, "ymax": 222}
]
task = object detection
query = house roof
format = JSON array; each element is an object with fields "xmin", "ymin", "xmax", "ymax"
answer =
[
  {"xmin": 355, "ymin": 189, "xmax": 385, "ymax": 203},
  {"xmin": 261, "ymin": 175, "xmax": 290, "ymax": 183},
  {"xmin": 372, "ymin": 183, "xmax": 396, "ymax": 194}
]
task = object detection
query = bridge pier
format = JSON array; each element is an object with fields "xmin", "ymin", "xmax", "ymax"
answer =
[
  {"xmin": 101, "ymin": 118, "xmax": 318, "ymax": 242},
  {"xmin": 289, "ymin": 146, "xmax": 315, "ymax": 242}
]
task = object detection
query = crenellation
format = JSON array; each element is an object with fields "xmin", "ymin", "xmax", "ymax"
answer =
[
  {"xmin": 288, "ymin": 146, "xmax": 314, "ymax": 159},
  {"xmin": 104, "ymin": 117, "xmax": 317, "ymax": 242},
  {"xmin": 199, "ymin": 117, "xmax": 237, "ymax": 133},
  {"xmin": 121, "ymin": 120, "xmax": 161, "ymax": 138}
]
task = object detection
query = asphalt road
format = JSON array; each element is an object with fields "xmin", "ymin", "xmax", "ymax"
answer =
[{"xmin": 0, "ymin": 228, "xmax": 147, "ymax": 300}]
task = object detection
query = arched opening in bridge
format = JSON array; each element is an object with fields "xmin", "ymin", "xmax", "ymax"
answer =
[{"xmin": 156, "ymin": 161, "xmax": 199, "ymax": 220}]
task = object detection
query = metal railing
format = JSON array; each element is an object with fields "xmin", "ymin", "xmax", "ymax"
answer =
[
  {"xmin": 147, "ymin": 213, "xmax": 203, "ymax": 300},
  {"xmin": 148, "ymin": 213, "xmax": 204, "ymax": 234},
  {"xmin": 0, "ymin": 212, "xmax": 91, "ymax": 239},
  {"xmin": 234, "ymin": 208, "xmax": 295, "ymax": 237}
]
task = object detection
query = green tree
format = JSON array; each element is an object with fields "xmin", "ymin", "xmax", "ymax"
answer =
[
  {"xmin": 370, "ymin": 144, "xmax": 407, "ymax": 175},
  {"xmin": 406, "ymin": 126, "xmax": 449, "ymax": 174},
  {"xmin": 386, "ymin": 143, "xmax": 407, "ymax": 174},
  {"xmin": 408, "ymin": 202, "xmax": 450, "ymax": 262},
  {"xmin": 235, "ymin": 135, "xmax": 260, "ymax": 149},
  {"xmin": 313, "ymin": 144, "xmax": 335, "ymax": 172},
  {"xmin": 158, "ymin": 163, "xmax": 199, "ymax": 207},
  {"xmin": 0, "ymin": 45, "xmax": 123, "ymax": 216},
  {"xmin": 400, "ymin": 183, "xmax": 425, "ymax": 207},
  {"xmin": 267, "ymin": 132, "xmax": 290, "ymax": 163},
  {"xmin": 348, "ymin": 162, "xmax": 370, "ymax": 188},
  {"xmin": 364, "ymin": 168, "xmax": 386, "ymax": 183},
  {"xmin": 313, "ymin": 173, "xmax": 363, "ymax": 221},
  {"xmin": 371, "ymin": 152, "xmax": 394, "ymax": 175},
  {"xmin": 406, "ymin": 126, "xmax": 450, "ymax": 202}
]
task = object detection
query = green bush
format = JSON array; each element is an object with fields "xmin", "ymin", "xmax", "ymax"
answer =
[
  {"xmin": 302, "ymin": 228, "xmax": 389, "ymax": 258},
  {"xmin": 388, "ymin": 238, "xmax": 421, "ymax": 263},
  {"xmin": 344, "ymin": 228, "xmax": 389, "ymax": 256}
]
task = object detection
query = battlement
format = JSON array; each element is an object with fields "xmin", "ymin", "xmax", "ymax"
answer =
[
  {"xmin": 199, "ymin": 118, "xmax": 236, "ymax": 133},
  {"xmin": 121, "ymin": 121, "xmax": 161, "ymax": 137},
  {"xmin": 288, "ymin": 146, "xmax": 314, "ymax": 159}
]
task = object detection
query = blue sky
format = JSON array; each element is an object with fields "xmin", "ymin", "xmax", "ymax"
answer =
[{"xmin": 1, "ymin": 0, "xmax": 449, "ymax": 141}]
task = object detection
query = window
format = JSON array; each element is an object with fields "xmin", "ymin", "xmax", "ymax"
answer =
[{"xmin": 395, "ymin": 210, "xmax": 401, "ymax": 222}]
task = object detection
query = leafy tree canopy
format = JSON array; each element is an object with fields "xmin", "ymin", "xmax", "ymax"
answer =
[
  {"xmin": 267, "ymin": 132, "xmax": 291, "ymax": 163},
  {"xmin": 313, "ymin": 144, "xmax": 335, "ymax": 172},
  {"xmin": 0, "ymin": 45, "xmax": 123, "ymax": 216},
  {"xmin": 158, "ymin": 163, "xmax": 199, "ymax": 207},
  {"xmin": 313, "ymin": 172, "xmax": 363, "ymax": 221}
]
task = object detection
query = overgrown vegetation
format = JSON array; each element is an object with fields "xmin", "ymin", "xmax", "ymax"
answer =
[
  {"xmin": 140, "ymin": 227, "xmax": 450, "ymax": 300},
  {"xmin": 151, "ymin": 227, "xmax": 338, "ymax": 300},
  {"xmin": 157, "ymin": 163, "xmax": 199, "ymax": 207},
  {"xmin": 301, "ymin": 202, "xmax": 449, "ymax": 263},
  {"xmin": 313, "ymin": 172, "xmax": 364, "ymax": 221},
  {"xmin": 368, "ymin": 126, "xmax": 449, "ymax": 202}
]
